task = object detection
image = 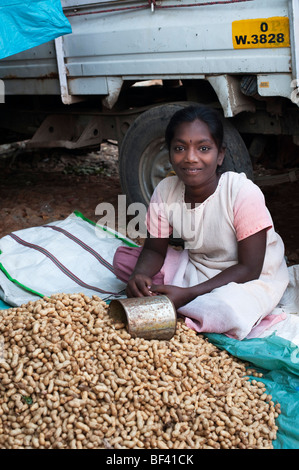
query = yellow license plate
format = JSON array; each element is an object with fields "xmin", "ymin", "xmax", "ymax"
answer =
[{"xmin": 232, "ymin": 16, "xmax": 290, "ymax": 49}]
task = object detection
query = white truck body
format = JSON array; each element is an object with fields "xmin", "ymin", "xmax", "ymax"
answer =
[{"xmin": 0, "ymin": 0, "xmax": 298, "ymax": 203}]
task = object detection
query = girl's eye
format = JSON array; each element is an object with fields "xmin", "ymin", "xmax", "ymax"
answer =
[
  {"xmin": 200, "ymin": 146, "xmax": 210, "ymax": 152},
  {"xmin": 174, "ymin": 145, "xmax": 185, "ymax": 152}
]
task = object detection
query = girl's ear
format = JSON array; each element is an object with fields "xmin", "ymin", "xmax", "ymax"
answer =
[{"xmin": 217, "ymin": 146, "xmax": 225, "ymax": 166}]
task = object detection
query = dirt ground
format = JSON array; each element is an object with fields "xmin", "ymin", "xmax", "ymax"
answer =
[{"xmin": 0, "ymin": 141, "xmax": 298, "ymax": 266}]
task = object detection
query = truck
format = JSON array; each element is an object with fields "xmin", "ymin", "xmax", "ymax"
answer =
[{"xmin": 0, "ymin": 0, "xmax": 298, "ymax": 206}]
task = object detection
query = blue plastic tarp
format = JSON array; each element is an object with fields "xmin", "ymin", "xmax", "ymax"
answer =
[
  {"xmin": 0, "ymin": 0, "xmax": 72, "ymax": 59},
  {"xmin": 0, "ymin": 299, "xmax": 10, "ymax": 309}
]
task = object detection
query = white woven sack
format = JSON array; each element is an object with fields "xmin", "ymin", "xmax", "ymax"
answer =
[{"xmin": 0, "ymin": 212, "xmax": 136, "ymax": 307}]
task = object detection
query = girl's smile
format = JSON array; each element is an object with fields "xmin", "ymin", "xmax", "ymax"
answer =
[{"xmin": 169, "ymin": 119, "xmax": 225, "ymax": 203}]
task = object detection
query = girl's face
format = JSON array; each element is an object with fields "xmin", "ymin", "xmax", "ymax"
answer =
[{"xmin": 169, "ymin": 119, "xmax": 225, "ymax": 196}]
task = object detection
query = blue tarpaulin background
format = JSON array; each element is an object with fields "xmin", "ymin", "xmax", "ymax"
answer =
[
  {"xmin": 0, "ymin": 299, "xmax": 9, "ymax": 309},
  {"xmin": 0, "ymin": 0, "xmax": 72, "ymax": 59}
]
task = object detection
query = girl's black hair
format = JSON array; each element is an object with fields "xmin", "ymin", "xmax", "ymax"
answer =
[{"xmin": 165, "ymin": 105, "xmax": 224, "ymax": 151}]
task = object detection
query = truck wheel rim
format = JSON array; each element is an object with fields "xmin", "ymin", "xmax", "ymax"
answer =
[{"xmin": 138, "ymin": 137, "xmax": 173, "ymax": 204}]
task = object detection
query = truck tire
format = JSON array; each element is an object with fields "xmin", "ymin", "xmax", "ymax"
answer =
[
  {"xmin": 119, "ymin": 103, "xmax": 253, "ymax": 206},
  {"xmin": 219, "ymin": 118, "xmax": 254, "ymax": 180}
]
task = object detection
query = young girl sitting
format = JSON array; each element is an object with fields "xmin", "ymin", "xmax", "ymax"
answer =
[{"xmin": 113, "ymin": 105, "xmax": 289, "ymax": 340}]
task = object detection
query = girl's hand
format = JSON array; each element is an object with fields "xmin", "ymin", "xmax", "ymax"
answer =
[
  {"xmin": 126, "ymin": 273, "xmax": 155, "ymax": 298},
  {"xmin": 150, "ymin": 284, "xmax": 190, "ymax": 310},
  {"xmin": 125, "ymin": 236, "xmax": 170, "ymax": 298}
]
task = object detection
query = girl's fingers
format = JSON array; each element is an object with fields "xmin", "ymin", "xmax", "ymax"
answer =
[
  {"xmin": 137, "ymin": 281, "xmax": 153, "ymax": 297},
  {"xmin": 126, "ymin": 277, "xmax": 153, "ymax": 297}
]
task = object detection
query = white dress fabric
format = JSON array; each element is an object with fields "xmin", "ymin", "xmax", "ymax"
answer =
[{"xmin": 146, "ymin": 172, "xmax": 289, "ymax": 340}]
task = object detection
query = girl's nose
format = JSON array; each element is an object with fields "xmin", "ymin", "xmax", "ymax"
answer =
[{"xmin": 185, "ymin": 147, "xmax": 198, "ymax": 163}]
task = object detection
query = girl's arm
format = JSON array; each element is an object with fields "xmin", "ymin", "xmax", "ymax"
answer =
[
  {"xmin": 126, "ymin": 235, "xmax": 169, "ymax": 297},
  {"xmin": 151, "ymin": 228, "xmax": 268, "ymax": 309}
]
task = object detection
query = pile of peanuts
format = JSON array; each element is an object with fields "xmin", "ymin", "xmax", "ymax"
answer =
[{"xmin": 0, "ymin": 293, "xmax": 280, "ymax": 449}]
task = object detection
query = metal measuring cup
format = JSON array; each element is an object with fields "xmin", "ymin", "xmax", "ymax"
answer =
[{"xmin": 108, "ymin": 295, "xmax": 177, "ymax": 340}]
